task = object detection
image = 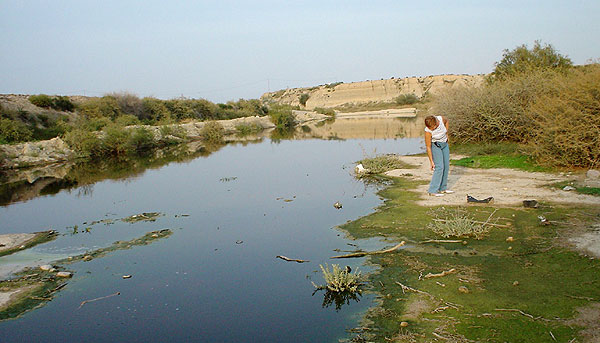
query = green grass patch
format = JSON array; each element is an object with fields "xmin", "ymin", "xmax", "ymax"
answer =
[
  {"xmin": 0, "ymin": 231, "xmax": 58, "ymax": 258},
  {"xmin": 338, "ymin": 173, "xmax": 600, "ymax": 342},
  {"xmin": 451, "ymin": 154, "xmax": 548, "ymax": 172},
  {"xmin": 357, "ymin": 155, "xmax": 415, "ymax": 176},
  {"xmin": 551, "ymin": 180, "xmax": 600, "ymax": 197}
]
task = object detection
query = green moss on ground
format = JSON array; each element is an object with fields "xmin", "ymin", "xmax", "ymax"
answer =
[{"xmin": 340, "ymin": 177, "xmax": 600, "ymax": 342}]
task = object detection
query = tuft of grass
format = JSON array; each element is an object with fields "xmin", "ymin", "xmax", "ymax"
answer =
[
  {"xmin": 427, "ymin": 208, "xmax": 489, "ymax": 239},
  {"xmin": 357, "ymin": 154, "xmax": 414, "ymax": 175},
  {"xmin": 235, "ymin": 123, "xmax": 263, "ymax": 136}
]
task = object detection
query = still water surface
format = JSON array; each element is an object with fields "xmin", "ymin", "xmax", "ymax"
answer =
[{"xmin": 0, "ymin": 119, "xmax": 423, "ymax": 342}]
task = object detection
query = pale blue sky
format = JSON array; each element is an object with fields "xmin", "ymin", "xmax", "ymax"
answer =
[{"xmin": 1, "ymin": 1, "xmax": 599, "ymax": 102}]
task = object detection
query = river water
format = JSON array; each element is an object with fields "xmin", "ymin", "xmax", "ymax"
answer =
[{"xmin": 0, "ymin": 118, "xmax": 424, "ymax": 342}]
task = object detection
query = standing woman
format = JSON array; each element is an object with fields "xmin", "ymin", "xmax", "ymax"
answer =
[{"xmin": 424, "ymin": 115, "xmax": 454, "ymax": 196}]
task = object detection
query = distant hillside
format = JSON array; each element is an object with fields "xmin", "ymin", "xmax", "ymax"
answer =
[{"xmin": 261, "ymin": 74, "xmax": 486, "ymax": 109}]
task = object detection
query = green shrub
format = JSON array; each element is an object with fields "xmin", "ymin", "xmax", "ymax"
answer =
[
  {"xmin": 491, "ymin": 40, "xmax": 572, "ymax": 81},
  {"xmin": 79, "ymin": 96, "xmax": 122, "ymax": 119},
  {"xmin": 200, "ymin": 121, "xmax": 224, "ymax": 143},
  {"xmin": 101, "ymin": 125, "xmax": 132, "ymax": 156},
  {"xmin": 158, "ymin": 125, "xmax": 187, "ymax": 145},
  {"xmin": 127, "ymin": 127, "xmax": 156, "ymax": 152},
  {"xmin": 141, "ymin": 97, "xmax": 172, "ymax": 123},
  {"xmin": 28, "ymin": 94, "xmax": 53, "ymax": 108},
  {"xmin": 114, "ymin": 114, "xmax": 140, "ymax": 127},
  {"xmin": 299, "ymin": 93, "xmax": 310, "ymax": 107},
  {"xmin": 51, "ymin": 96, "xmax": 74, "ymax": 112},
  {"xmin": 268, "ymin": 105, "xmax": 296, "ymax": 129},
  {"xmin": 63, "ymin": 129, "xmax": 102, "ymax": 156},
  {"xmin": 0, "ymin": 118, "xmax": 32, "ymax": 143},
  {"xmin": 314, "ymin": 107, "xmax": 336, "ymax": 116},
  {"xmin": 394, "ymin": 94, "xmax": 419, "ymax": 105},
  {"xmin": 84, "ymin": 117, "xmax": 112, "ymax": 131}
]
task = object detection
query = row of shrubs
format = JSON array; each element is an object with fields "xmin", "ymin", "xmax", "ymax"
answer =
[
  {"xmin": 29, "ymin": 94, "xmax": 75, "ymax": 112},
  {"xmin": 435, "ymin": 48, "xmax": 599, "ymax": 167}
]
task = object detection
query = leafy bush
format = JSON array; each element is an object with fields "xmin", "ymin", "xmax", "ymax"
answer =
[
  {"xmin": 395, "ymin": 94, "xmax": 419, "ymax": 105},
  {"xmin": 63, "ymin": 129, "xmax": 102, "ymax": 156},
  {"xmin": 79, "ymin": 96, "xmax": 122, "ymax": 119},
  {"xmin": 491, "ymin": 40, "xmax": 572, "ymax": 81},
  {"xmin": 114, "ymin": 114, "xmax": 140, "ymax": 127},
  {"xmin": 28, "ymin": 94, "xmax": 53, "ymax": 108},
  {"xmin": 299, "ymin": 93, "xmax": 310, "ymax": 107},
  {"xmin": 200, "ymin": 121, "xmax": 224, "ymax": 143},
  {"xmin": 141, "ymin": 97, "xmax": 172, "ymax": 123},
  {"xmin": 51, "ymin": 96, "xmax": 74, "ymax": 112},
  {"xmin": 0, "ymin": 118, "xmax": 33, "ymax": 143},
  {"xmin": 268, "ymin": 105, "xmax": 296, "ymax": 129},
  {"xmin": 101, "ymin": 125, "xmax": 132, "ymax": 156},
  {"xmin": 127, "ymin": 127, "xmax": 156, "ymax": 152},
  {"xmin": 158, "ymin": 125, "xmax": 187, "ymax": 145}
]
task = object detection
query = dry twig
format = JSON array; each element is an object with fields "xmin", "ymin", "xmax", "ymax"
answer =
[
  {"xmin": 78, "ymin": 292, "xmax": 121, "ymax": 309},
  {"xmin": 331, "ymin": 241, "xmax": 405, "ymax": 259},
  {"xmin": 425, "ymin": 268, "xmax": 456, "ymax": 279}
]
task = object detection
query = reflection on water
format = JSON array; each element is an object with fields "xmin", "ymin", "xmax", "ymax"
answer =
[
  {"xmin": 301, "ymin": 117, "xmax": 425, "ymax": 140},
  {"xmin": 0, "ymin": 118, "xmax": 424, "ymax": 343}
]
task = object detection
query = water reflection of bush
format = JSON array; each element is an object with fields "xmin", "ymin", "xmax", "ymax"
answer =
[{"xmin": 314, "ymin": 289, "xmax": 362, "ymax": 312}]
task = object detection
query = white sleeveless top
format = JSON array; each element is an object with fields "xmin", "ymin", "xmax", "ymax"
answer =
[{"xmin": 424, "ymin": 116, "xmax": 447, "ymax": 143}]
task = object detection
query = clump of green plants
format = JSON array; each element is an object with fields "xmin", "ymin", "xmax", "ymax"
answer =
[
  {"xmin": 0, "ymin": 117, "xmax": 33, "ymax": 143},
  {"xmin": 357, "ymin": 154, "xmax": 413, "ymax": 175},
  {"xmin": 268, "ymin": 104, "xmax": 296, "ymax": 129},
  {"xmin": 200, "ymin": 121, "xmax": 224, "ymax": 143},
  {"xmin": 235, "ymin": 123, "xmax": 262, "ymax": 136},
  {"xmin": 313, "ymin": 264, "xmax": 362, "ymax": 293},
  {"xmin": 299, "ymin": 93, "xmax": 310, "ymax": 107},
  {"xmin": 394, "ymin": 93, "xmax": 419, "ymax": 105},
  {"xmin": 314, "ymin": 107, "xmax": 336, "ymax": 116},
  {"xmin": 28, "ymin": 94, "xmax": 74, "ymax": 112},
  {"xmin": 62, "ymin": 128, "xmax": 102, "ymax": 157},
  {"xmin": 427, "ymin": 208, "xmax": 489, "ymax": 239}
]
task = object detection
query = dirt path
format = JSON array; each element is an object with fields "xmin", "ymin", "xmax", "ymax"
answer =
[{"xmin": 385, "ymin": 155, "xmax": 599, "ymax": 207}]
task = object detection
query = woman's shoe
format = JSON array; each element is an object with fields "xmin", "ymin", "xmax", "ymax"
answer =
[
  {"xmin": 428, "ymin": 192, "xmax": 445, "ymax": 197},
  {"xmin": 442, "ymin": 190, "xmax": 455, "ymax": 194}
]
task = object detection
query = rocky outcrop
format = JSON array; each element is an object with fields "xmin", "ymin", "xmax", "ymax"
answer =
[
  {"xmin": 261, "ymin": 74, "xmax": 486, "ymax": 109},
  {"xmin": 0, "ymin": 137, "xmax": 76, "ymax": 169}
]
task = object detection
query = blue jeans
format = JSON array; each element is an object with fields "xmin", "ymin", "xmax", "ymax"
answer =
[{"xmin": 428, "ymin": 141, "xmax": 449, "ymax": 193}]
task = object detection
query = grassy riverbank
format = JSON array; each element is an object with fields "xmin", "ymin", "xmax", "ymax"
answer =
[{"xmin": 341, "ymin": 154, "xmax": 600, "ymax": 342}]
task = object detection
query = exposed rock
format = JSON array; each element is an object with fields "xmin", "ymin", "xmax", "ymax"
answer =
[
  {"xmin": 0, "ymin": 137, "xmax": 75, "ymax": 169},
  {"xmin": 458, "ymin": 286, "xmax": 469, "ymax": 294},
  {"xmin": 261, "ymin": 74, "xmax": 485, "ymax": 109},
  {"xmin": 563, "ymin": 185, "xmax": 576, "ymax": 191},
  {"xmin": 506, "ymin": 237, "xmax": 514, "ymax": 242},
  {"xmin": 56, "ymin": 271, "xmax": 72, "ymax": 278},
  {"xmin": 39, "ymin": 265, "xmax": 53, "ymax": 271},
  {"xmin": 584, "ymin": 169, "xmax": 600, "ymax": 188}
]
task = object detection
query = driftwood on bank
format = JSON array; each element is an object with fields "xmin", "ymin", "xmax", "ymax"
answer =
[
  {"xmin": 395, "ymin": 281, "xmax": 434, "ymax": 298},
  {"xmin": 331, "ymin": 241, "xmax": 406, "ymax": 259},
  {"xmin": 420, "ymin": 239, "xmax": 464, "ymax": 244},
  {"xmin": 78, "ymin": 292, "xmax": 121, "ymax": 309},
  {"xmin": 276, "ymin": 255, "xmax": 309, "ymax": 263},
  {"xmin": 424, "ymin": 268, "xmax": 456, "ymax": 279}
]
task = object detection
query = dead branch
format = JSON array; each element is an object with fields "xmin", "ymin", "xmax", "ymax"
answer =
[
  {"xmin": 565, "ymin": 294, "xmax": 597, "ymax": 301},
  {"xmin": 395, "ymin": 281, "xmax": 434, "ymax": 298},
  {"xmin": 424, "ymin": 268, "xmax": 456, "ymax": 279},
  {"xmin": 331, "ymin": 241, "xmax": 405, "ymax": 259},
  {"xmin": 276, "ymin": 255, "xmax": 309, "ymax": 263},
  {"xmin": 78, "ymin": 292, "xmax": 121, "ymax": 309},
  {"xmin": 420, "ymin": 239, "xmax": 464, "ymax": 244}
]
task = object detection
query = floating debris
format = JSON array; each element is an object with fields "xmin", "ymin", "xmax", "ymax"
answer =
[
  {"xmin": 219, "ymin": 177, "xmax": 238, "ymax": 182},
  {"xmin": 333, "ymin": 202, "xmax": 342, "ymax": 209},
  {"xmin": 235, "ymin": 240, "xmax": 244, "ymax": 244},
  {"xmin": 122, "ymin": 275, "xmax": 132, "ymax": 279},
  {"xmin": 122, "ymin": 212, "xmax": 163, "ymax": 223}
]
